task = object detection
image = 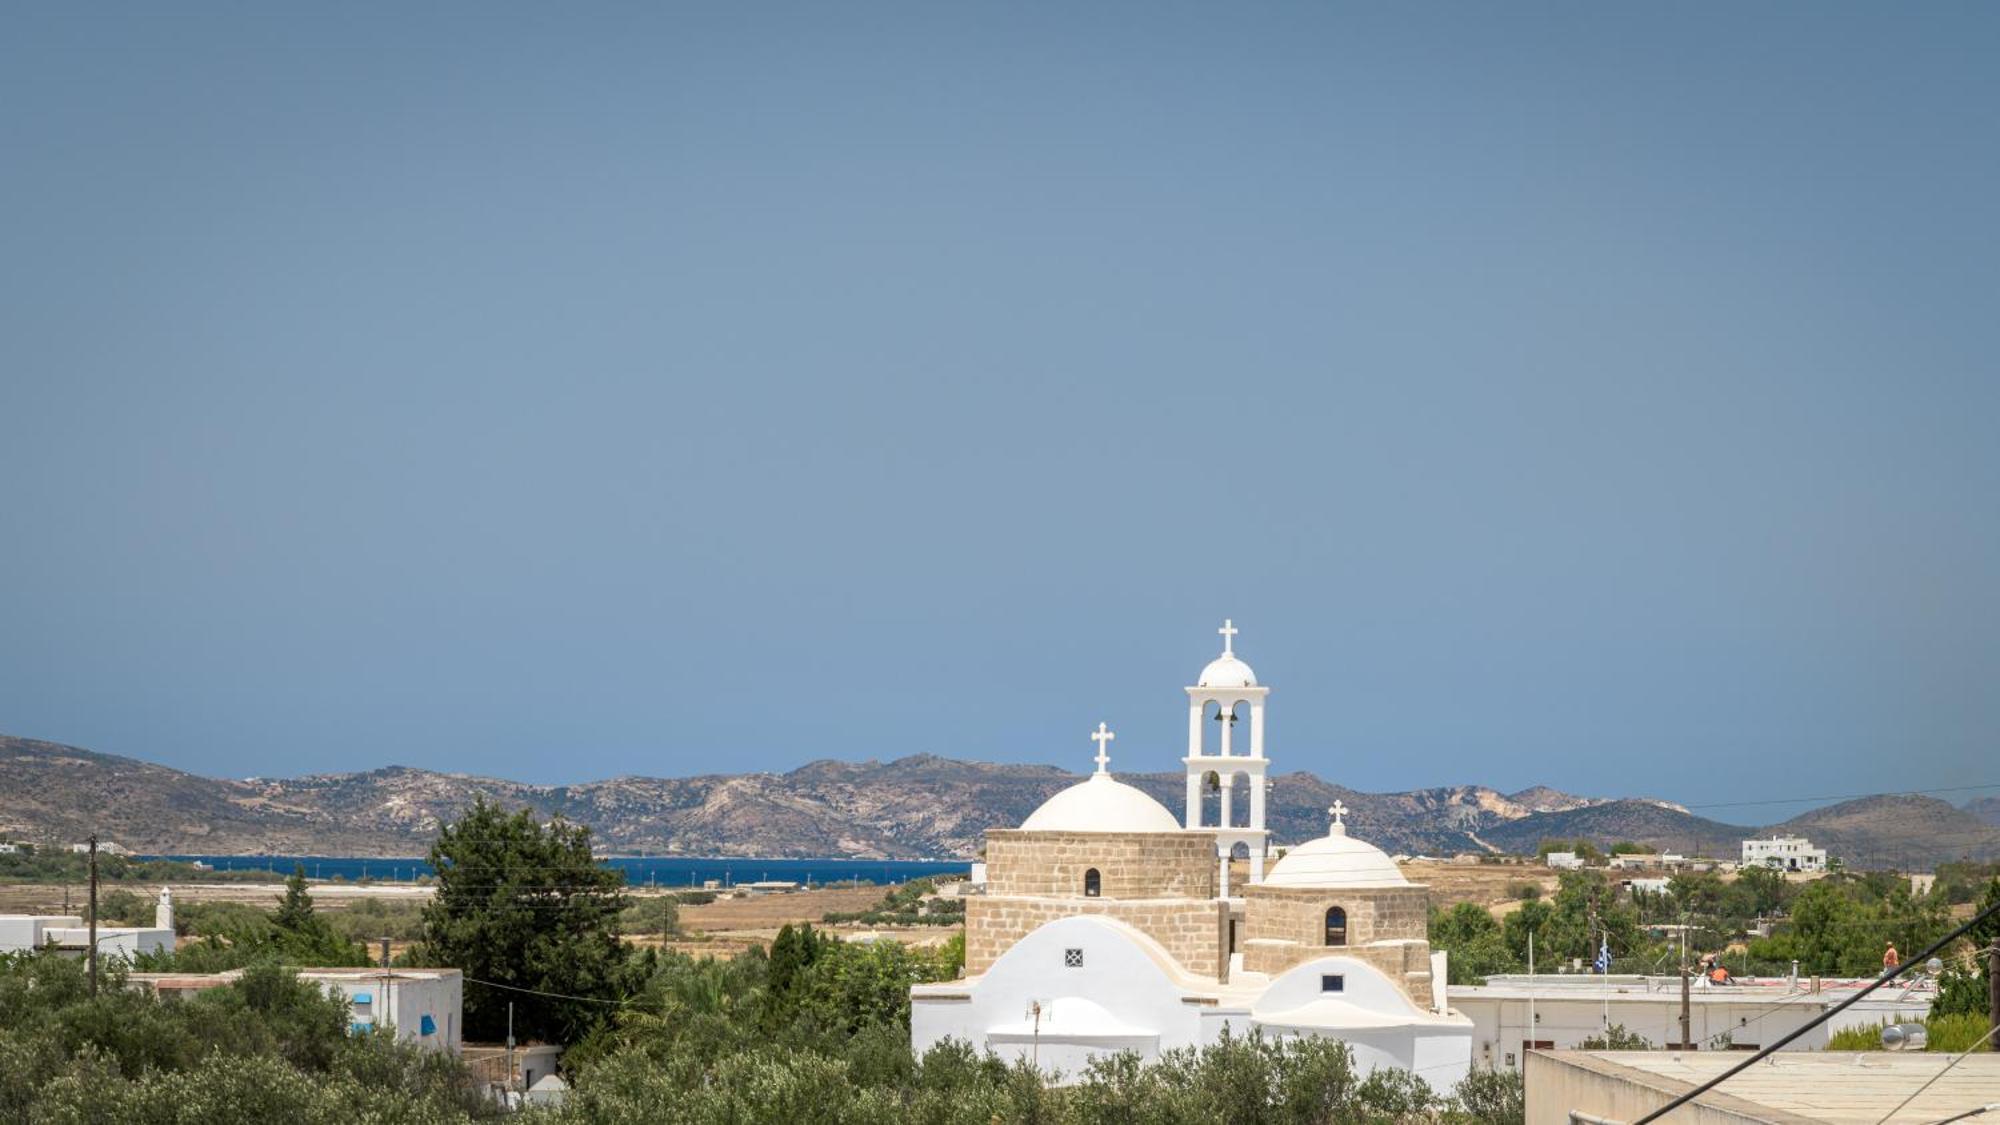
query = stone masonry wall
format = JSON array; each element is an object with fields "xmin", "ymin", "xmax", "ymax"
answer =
[
  {"xmin": 984, "ymin": 830, "xmax": 1217, "ymax": 900},
  {"xmin": 1240, "ymin": 883, "xmax": 1433, "ymax": 1004},
  {"xmin": 965, "ymin": 895, "xmax": 1229, "ymax": 981},
  {"xmin": 1242, "ymin": 884, "xmax": 1429, "ymax": 948}
]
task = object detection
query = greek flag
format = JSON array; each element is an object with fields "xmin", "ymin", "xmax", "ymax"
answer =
[{"xmin": 1594, "ymin": 936, "xmax": 1611, "ymax": 974}]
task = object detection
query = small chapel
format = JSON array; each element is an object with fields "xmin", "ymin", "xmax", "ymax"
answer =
[{"xmin": 911, "ymin": 623, "xmax": 1474, "ymax": 1083}]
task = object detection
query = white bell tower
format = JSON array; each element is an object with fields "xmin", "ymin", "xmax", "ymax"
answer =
[{"xmin": 1183, "ymin": 619, "xmax": 1271, "ymax": 895}]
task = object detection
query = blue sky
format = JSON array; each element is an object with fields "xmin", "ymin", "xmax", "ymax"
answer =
[{"xmin": 2, "ymin": 4, "xmax": 1995, "ymax": 816}]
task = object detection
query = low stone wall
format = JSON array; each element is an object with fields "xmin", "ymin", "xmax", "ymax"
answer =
[
  {"xmin": 984, "ymin": 830, "xmax": 1217, "ymax": 900},
  {"xmin": 965, "ymin": 895, "xmax": 1229, "ymax": 981}
]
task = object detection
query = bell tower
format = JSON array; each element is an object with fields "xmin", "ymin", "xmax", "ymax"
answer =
[{"xmin": 1183, "ymin": 619, "xmax": 1271, "ymax": 894}]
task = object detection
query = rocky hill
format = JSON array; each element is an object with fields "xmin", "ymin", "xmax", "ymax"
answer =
[
  {"xmin": 1963, "ymin": 796, "xmax": 2000, "ymax": 827},
  {"xmin": 1768, "ymin": 795, "xmax": 2000, "ymax": 871},
  {"xmin": 3, "ymin": 734, "xmax": 1994, "ymax": 867}
]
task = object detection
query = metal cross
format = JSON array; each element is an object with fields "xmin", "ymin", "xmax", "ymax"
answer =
[
  {"xmin": 1090, "ymin": 722, "xmax": 1115, "ymax": 773},
  {"xmin": 1218, "ymin": 619, "xmax": 1238, "ymax": 655}
]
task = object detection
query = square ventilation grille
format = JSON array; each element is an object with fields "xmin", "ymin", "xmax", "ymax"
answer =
[{"xmin": 1064, "ymin": 948, "xmax": 1084, "ymax": 968}]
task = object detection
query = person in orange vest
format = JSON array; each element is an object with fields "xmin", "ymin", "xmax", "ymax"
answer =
[{"xmin": 1883, "ymin": 942, "xmax": 1900, "ymax": 971}]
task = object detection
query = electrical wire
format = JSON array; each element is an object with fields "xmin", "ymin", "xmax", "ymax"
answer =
[
  {"xmin": 1683, "ymin": 782, "xmax": 2000, "ymax": 812},
  {"xmin": 1629, "ymin": 897, "xmax": 2000, "ymax": 1125},
  {"xmin": 1873, "ymin": 1021, "xmax": 2000, "ymax": 1125}
]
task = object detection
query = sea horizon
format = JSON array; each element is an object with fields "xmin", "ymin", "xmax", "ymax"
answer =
[{"xmin": 144, "ymin": 853, "xmax": 974, "ymax": 887}]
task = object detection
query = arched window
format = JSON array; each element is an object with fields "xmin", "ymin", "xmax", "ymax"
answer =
[
  {"xmin": 1084, "ymin": 868, "xmax": 1102, "ymax": 898},
  {"xmin": 1324, "ymin": 906, "xmax": 1347, "ymax": 946}
]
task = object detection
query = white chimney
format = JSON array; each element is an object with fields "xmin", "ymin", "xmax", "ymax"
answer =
[{"xmin": 155, "ymin": 886, "xmax": 174, "ymax": 932}]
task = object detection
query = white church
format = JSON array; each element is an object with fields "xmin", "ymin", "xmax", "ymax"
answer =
[{"xmin": 911, "ymin": 622, "xmax": 1474, "ymax": 1085}]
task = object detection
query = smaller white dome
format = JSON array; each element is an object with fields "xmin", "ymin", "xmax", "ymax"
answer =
[
  {"xmin": 1264, "ymin": 827, "xmax": 1408, "ymax": 888},
  {"xmin": 1198, "ymin": 655, "xmax": 1257, "ymax": 688},
  {"xmin": 1021, "ymin": 773, "xmax": 1183, "ymax": 834}
]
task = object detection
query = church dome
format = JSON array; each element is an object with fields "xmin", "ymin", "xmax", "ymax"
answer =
[
  {"xmin": 1198, "ymin": 654, "xmax": 1257, "ymax": 688},
  {"xmin": 1264, "ymin": 823, "xmax": 1408, "ymax": 888},
  {"xmin": 1020, "ymin": 773, "xmax": 1183, "ymax": 834}
]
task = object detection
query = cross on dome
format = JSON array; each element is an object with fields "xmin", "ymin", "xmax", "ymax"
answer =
[
  {"xmin": 1218, "ymin": 619, "xmax": 1239, "ymax": 656},
  {"xmin": 1090, "ymin": 722, "xmax": 1115, "ymax": 774},
  {"xmin": 1328, "ymin": 800, "xmax": 1348, "ymax": 834}
]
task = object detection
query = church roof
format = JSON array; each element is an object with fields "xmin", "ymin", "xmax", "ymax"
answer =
[
  {"xmin": 1263, "ymin": 811, "xmax": 1408, "ymax": 888},
  {"xmin": 1020, "ymin": 772, "xmax": 1183, "ymax": 834},
  {"xmin": 1197, "ymin": 654, "xmax": 1257, "ymax": 689}
]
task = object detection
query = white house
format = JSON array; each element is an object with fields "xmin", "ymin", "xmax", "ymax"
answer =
[
  {"xmin": 136, "ymin": 966, "xmax": 464, "ymax": 1052},
  {"xmin": 911, "ymin": 623, "xmax": 1474, "ymax": 1087},
  {"xmin": 1740, "ymin": 836, "xmax": 1827, "ymax": 873},
  {"xmin": 1544, "ymin": 852, "xmax": 1585, "ymax": 871},
  {"xmin": 0, "ymin": 910, "xmax": 174, "ymax": 960},
  {"xmin": 1450, "ymin": 974, "xmax": 1929, "ymax": 1068}
]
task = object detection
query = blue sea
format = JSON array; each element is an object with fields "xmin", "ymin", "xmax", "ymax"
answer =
[{"xmin": 144, "ymin": 855, "xmax": 970, "ymax": 887}]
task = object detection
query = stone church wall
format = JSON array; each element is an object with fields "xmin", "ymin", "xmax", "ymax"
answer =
[
  {"xmin": 1239, "ymin": 883, "xmax": 1433, "ymax": 1003},
  {"xmin": 1241, "ymin": 883, "xmax": 1429, "ymax": 947},
  {"xmin": 983, "ymin": 830, "xmax": 1217, "ymax": 900},
  {"xmin": 965, "ymin": 895, "xmax": 1229, "ymax": 981}
]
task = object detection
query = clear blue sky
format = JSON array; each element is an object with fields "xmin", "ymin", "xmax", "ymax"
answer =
[{"xmin": 3, "ymin": 4, "xmax": 1995, "ymax": 816}]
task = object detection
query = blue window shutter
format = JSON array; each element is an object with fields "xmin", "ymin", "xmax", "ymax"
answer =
[{"xmin": 420, "ymin": 1014, "xmax": 437, "ymax": 1036}]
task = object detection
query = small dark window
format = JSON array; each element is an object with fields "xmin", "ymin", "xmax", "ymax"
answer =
[
  {"xmin": 1320, "ymin": 974, "xmax": 1344, "ymax": 993},
  {"xmin": 1083, "ymin": 868, "xmax": 1101, "ymax": 897},
  {"xmin": 1324, "ymin": 906, "xmax": 1347, "ymax": 946},
  {"xmin": 1064, "ymin": 948, "xmax": 1084, "ymax": 968}
]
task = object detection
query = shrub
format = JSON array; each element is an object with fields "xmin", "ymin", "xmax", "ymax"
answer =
[
  {"xmin": 1925, "ymin": 1012, "xmax": 1993, "ymax": 1054},
  {"xmin": 1578, "ymin": 1024, "xmax": 1655, "ymax": 1050}
]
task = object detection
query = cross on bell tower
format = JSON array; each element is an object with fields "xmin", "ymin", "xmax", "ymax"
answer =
[
  {"xmin": 1218, "ymin": 618, "xmax": 1238, "ymax": 656},
  {"xmin": 1090, "ymin": 722, "xmax": 1115, "ymax": 775}
]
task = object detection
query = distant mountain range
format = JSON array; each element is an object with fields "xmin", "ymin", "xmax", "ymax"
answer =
[{"xmin": 4, "ymin": 734, "xmax": 1997, "ymax": 869}]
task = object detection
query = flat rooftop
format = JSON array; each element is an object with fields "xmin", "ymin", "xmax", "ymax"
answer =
[
  {"xmin": 1532, "ymin": 1050, "xmax": 2000, "ymax": 1124},
  {"xmin": 1464, "ymin": 974, "xmax": 1931, "ymax": 1002}
]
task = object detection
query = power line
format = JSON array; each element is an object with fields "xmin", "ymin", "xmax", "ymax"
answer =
[
  {"xmin": 1683, "ymin": 782, "xmax": 2000, "ymax": 812},
  {"xmin": 1872, "ymin": 1020, "xmax": 2000, "ymax": 1125},
  {"xmin": 1630, "ymin": 896, "xmax": 2000, "ymax": 1125}
]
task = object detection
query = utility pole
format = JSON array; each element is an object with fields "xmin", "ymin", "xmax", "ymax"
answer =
[
  {"xmin": 1679, "ymin": 923, "xmax": 1691, "ymax": 1050},
  {"xmin": 1988, "ymin": 941, "xmax": 1998, "ymax": 1041},
  {"xmin": 506, "ymin": 1001, "xmax": 517, "ymax": 1104},
  {"xmin": 87, "ymin": 834, "xmax": 99, "ymax": 998},
  {"xmin": 380, "ymin": 937, "xmax": 392, "ymax": 1037}
]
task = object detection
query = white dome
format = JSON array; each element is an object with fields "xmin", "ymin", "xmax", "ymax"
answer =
[
  {"xmin": 1020, "ymin": 773, "xmax": 1183, "ymax": 834},
  {"xmin": 1264, "ymin": 826, "xmax": 1408, "ymax": 888},
  {"xmin": 1198, "ymin": 654, "xmax": 1257, "ymax": 688}
]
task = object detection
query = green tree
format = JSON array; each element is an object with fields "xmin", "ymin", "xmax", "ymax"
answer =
[
  {"xmin": 1430, "ymin": 902, "xmax": 1519, "ymax": 984},
  {"xmin": 415, "ymin": 796, "xmax": 630, "ymax": 1044},
  {"xmin": 275, "ymin": 864, "xmax": 317, "ymax": 932}
]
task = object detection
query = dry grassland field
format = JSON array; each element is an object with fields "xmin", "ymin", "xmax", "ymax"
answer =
[{"xmin": 5, "ymin": 859, "xmax": 1736, "ymax": 958}]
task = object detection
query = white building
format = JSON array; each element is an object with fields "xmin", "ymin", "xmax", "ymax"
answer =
[
  {"xmin": 911, "ymin": 623, "xmax": 1474, "ymax": 1087},
  {"xmin": 0, "ymin": 912, "xmax": 174, "ymax": 960},
  {"xmin": 136, "ymin": 967, "xmax": 464, "ymax": 1052},
  {"xmin": 1741, "ymin": 836, "xmax": 1827, "ymax": 872},
  {"xmin": 1526, "ymin": 1050, "xmax": 2000, "ymax": 1125},
  {"xmin": 1544, "ymin": 852, "xmax": 1585, "ymax": 871},
  {"xmin": 1451, "ymin": 974, "xmax": 1929, "ymax": 1068}
]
